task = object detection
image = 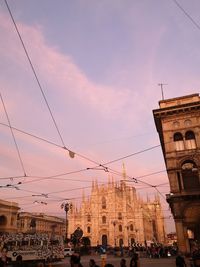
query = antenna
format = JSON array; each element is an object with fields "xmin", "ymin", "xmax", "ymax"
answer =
[{"xmin": 158, "ymin": 83, "xmax": 167, "ymax": 100}]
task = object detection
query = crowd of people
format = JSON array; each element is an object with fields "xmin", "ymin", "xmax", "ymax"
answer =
[
  {"xmin": 95, "ymin": 243, "xmax": 178, "ymax": 259},
  {"xmin": 69, "ymin": 252, "xmax": 140, "ymax": 267},
  {"xmin": 1, "ymin": 241, "xmax": 200, "ymax": 267}
]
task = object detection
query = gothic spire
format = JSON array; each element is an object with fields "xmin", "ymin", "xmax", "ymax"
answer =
[{"xmin": 122, "ymin": 162, "xmax": 127, "ymax": 180}]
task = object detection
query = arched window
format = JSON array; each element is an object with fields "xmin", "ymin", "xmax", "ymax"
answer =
[
  {"xmin": 119, "ymin": 225, "xmax": 122, "ymax": 232},
  {"xmin": 102, "ymin": 197, "xmax": 106, "ymax": 209},
  {"xmin": 87, "ymin": 226, "xmax": 91, "ymax": 233},
  {"xmin": 181, "ymin": 160, "xmax": 200, "ymax": 191},
  {"xmin": 130, "ymin": 224, "xmax": 133, "ymax": 231},
  {"xmin": 102, "ymin": 216, "xmax": 106, "ymax": 224},
  {"xmin": 174, "ymin": 132, "xmax": 184, "ymax": 151},
  {"xmin": 185, "ymin": 131, "xmax": 196, "ymax": 149},
  {"xmin": 118, "ymin": 212, "xmax": 122, "ymax": 220}
]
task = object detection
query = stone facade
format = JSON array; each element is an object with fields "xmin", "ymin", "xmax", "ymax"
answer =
[
  {"xmin": 17, "ymin": 212, "xmax": 65, "ymax": 237},
  {"xmin": 153, "ymin": 93, "xmax": 200, "ymax": 253},
  {"xmin": 68, "ymin": 178, "xmax": 166, "ymax": 247},
  {"xmin": 0, "ymin": 199, "xmax": 19, "ymax": 233}
]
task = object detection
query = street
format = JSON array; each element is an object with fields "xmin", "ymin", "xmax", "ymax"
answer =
[{"xmin": 50, "ymin": 255, "xmax": 182, "ymax": 267}]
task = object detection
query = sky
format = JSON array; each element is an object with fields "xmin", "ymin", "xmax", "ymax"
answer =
[{"xmin": 0, "ymin": 0, "xmax": 200, "ymax": 234}]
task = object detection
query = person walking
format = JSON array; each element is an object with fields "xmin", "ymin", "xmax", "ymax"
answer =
[
  {"xmin": 89, "ymin": 258, "xmax": 99, "ymax": 267},
  {"xmin": 130, "ymin": 252, "xmax": 140, "ymax": 267},
  {"xmin": 120, "ymin": 258, "xmax": 127, "ymax": 267},
  {"xmin": 176, "ymin": 252, "xmax": 187, "ymax": 267},
  {"xmin": 70, "ymin": 253, "xmax": 83, "ymax": 267},
  {"xmin": 0, "ymin": 247, "xmax": 12, "ymax": 267}
]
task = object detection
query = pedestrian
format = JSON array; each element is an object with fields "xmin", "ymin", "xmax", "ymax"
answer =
[
  {"xmin": 130, "ymin": 252, "xmax": 140, "ymax": 267},
  {"xmin": 120, "ymin": 245, "xmax": 124, "ymax": 257},
  {"xmin": 14, "ymin": 255, "xmax": 27, "ymax": 267},
  {"xmin": 104, "ymin": 264, "xmax": 114, "ymax": 267},
  {"xmin": 0, "ymin": 247, "xmax": 12, "ymax": 267},
  {"xmin": 120, "ymin": 258, "xmax": 126, "ymax": 267},
  {"xmin": 89, "ymin": 258, "xmax": 99, "ymax": 267},
  {"xmin": 176, "ymin": 252, "xmax": 186, "ymax": 267},
  {"xmin": 70, "ymin": 253, "xmax": 83, "ymax": 267}
]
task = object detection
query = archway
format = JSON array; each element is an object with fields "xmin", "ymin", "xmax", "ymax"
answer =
[
  {"xmin": 102, "ymin": 235, "xmax": 107, "ymax": 247},
  {"xmin": 119, "ymin": 238, "xmax": 123, "ymax": 247},
  {"xmin": 181, "ymin": 161, "xmax": 200, "ymax": 191},
  {"xmin": 184, "ymin": 204, "xmax": 200, "ymax": 251}
]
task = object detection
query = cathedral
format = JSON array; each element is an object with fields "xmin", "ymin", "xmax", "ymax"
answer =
[{"xmin": 68, "ymin": 172, "xmax": 166, "ymax": 247}]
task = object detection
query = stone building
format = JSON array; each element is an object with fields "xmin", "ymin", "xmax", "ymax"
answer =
[
  {"xmin": 68, "ymin": 177, "xmax": 166, "ymax": 247},
  {"xmin": 0, "ymin": 199, "xmax": 20, "ymax": 233},
  {"xmin": 17, "ymin": 212, "xmax": 65, "ymax": 237},
  {"xmin": 0, "ymin": 200, "xmax": 66, "ymax": 237},
  {"xmin": 153, "ymin": 93, "xmax": 200, "ymax": 253}
]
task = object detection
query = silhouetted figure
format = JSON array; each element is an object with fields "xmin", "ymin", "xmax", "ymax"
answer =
[
  {"xmin": 130, "ymin": 252, "xmax": 140, "ymax": 267},
  {"xmin": 120, "ymin": 258, "xmax": 127, "ymax": 267},
  {"xmin": 0, "ymin": 247, "xmax": 12, "ymax": 267},
  {"xmin": 70, "ymin": 254, "xmax": 83, "ymax": 267},
  {"xmin": 176, "ymin": 253, "xmax": 186, "ymax": 267},
  {"xmin": 89, "ymin": 259, "xmax": 99, "ymax": 267},
  {"xmin": 14, "ymin": 255, "xmax": 27, "ymax": 267}
]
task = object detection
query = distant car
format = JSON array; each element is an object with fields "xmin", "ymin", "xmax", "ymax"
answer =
[{"xmin": 64, "ymin": 248, "xmax": 74, "ymax": 257}]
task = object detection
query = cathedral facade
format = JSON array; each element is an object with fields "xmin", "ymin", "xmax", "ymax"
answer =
[{"xmin": 68, "ymin": 178, "xmax": 166, "ymax": 247}]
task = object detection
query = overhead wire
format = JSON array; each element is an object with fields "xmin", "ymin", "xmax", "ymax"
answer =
[
  {"xmin": 0, "ymin": 93, "xmax": 26, "ymax": 177},
  {"xmin": 4, "ymin": 175, "xmax": 169, "ymax": 204},
  {"xmin": 0, "ymin": 121, "xmax": 167, "ymax": 195},
  {"xmin": 2, "ymin": 0, "xmax": 171, "ymax": 205},
  {"xmin": 172, "ymin": 0, "xmax": 200, "ymax": 31},
  {"xmin": 4, "ymin": 0, "xmax": 69, "ymax": 152},
  {"xmin": 0, "ymin": 122, "xmax": 63, "ymax": 149},
  {"xmin": 0, "ymin": 122, "xmax": 162, "ymax": 175},
  {"xmin": 10, "ymin": 168, "xmax": 168, "ymax": 200},
  {"xmin": 103, "ymin": 144, "xmax": 161, "ymax": 165}
]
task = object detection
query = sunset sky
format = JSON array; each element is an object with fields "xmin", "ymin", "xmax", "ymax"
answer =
[{"xmin": 1, "ymin": 0, "xmax": 200, "ymax": 233}]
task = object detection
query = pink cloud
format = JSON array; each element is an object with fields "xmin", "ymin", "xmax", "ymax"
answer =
[{"xmin": 0, "ymin": 12, "xmax": 133, "ymax": 119}]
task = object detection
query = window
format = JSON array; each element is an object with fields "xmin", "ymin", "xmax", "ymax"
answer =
[
  {"xmin": 87, "ymin": 215, "xmax": 91, "ymax": 222},
  {"xmin": 102, "ymin": 197, "xmax": 106, "ymax": 209},
  {"xmin": 174, "ymin": 132, "xmax": 184, "ymax": 151},
  {"xmin": 87, "ymin": 226, "xmax": 91, "ymax": 233},
  {"xmin": 177, "ymin": 172, "xmax": 182, "ymax": 191},
  {"xmin": 102, "ymin": 216, "xmax": 106, "ymax": 224},
  {"xmin": 118, "ymin": 212, "xmax": 122, "ymax": 220},
  {"xmin": 181, "ymin": 160, "xmax": 200, "ymax": 191},
  {"xmin": 119, "ymin": 225, "xmax": 122, "ymax": 232},
  {"xmin": 130, "ymin": 224, "xmax": 133, "ymax": 231},
  {"xmin": 10, "ymin": 216, "xmax": 14, "ymax": 226},
  {"xmin": 0, "ymin": 216, "xmax": 7, "ymax": 226},
  {"xmin": 185, "ymin": 131, "xmax": 196, "ymax": 149}
]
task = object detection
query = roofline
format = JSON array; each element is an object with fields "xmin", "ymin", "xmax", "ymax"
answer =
[{"xmin": 158, "ymin": 93, "xmax": 199, "ymax": 105}]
